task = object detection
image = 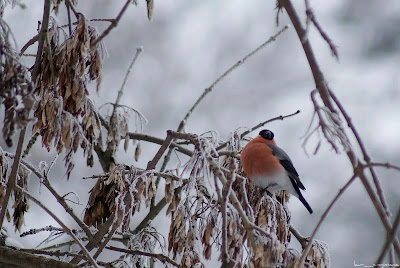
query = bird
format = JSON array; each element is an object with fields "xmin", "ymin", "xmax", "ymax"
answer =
[{"xmin": 240, "ymin": 129, "xmax": 313, "ymax": 214}]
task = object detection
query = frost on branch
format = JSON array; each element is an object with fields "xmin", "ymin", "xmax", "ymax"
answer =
[
  {"xmin": 32, "ymin": 15, "xmax": 103, "ymax": 177},
  {"xmin": 164, "ymin": 130, "xmax": 330, "ymax": 267},
  {"xmin": 83, "ymin": 165, "xmax": 156, "ymax": 230},
  {"xmin": 302, "ymin": 240, "xmax": 331, "ymax": 268}
]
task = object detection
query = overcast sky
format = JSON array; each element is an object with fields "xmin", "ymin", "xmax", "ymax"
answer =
[{"xmin": 3, "ymin": 0, "xmax": 400, "ymax": 267}]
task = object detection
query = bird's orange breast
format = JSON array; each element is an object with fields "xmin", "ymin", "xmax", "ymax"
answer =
[{"xmin": 241, "ymin": 137, "xmax": 282, "ymax": 180}]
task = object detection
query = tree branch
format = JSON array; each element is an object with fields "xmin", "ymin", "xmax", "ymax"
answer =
[
  {"xmin": 116, "ymin": 47, "xmax": 143, "ymax": 106},
  {"xmin": 299, "ymin": 175, "xmax": 357, "ymax": 264},
  {"xmin": 14, "ymin": 186, "xmax": 98, "ymax": 267},
  {"xmin": 329, "ymin": 89, "xmax": 391, "ymax": 217},
  {"xmin": 31, "ymin": 0, "xmax": 51, "ymax": 81},
  {"xmin": 176, "ymin": 25, "xmax": 289, "ymax": 133},
  {"xmin": 19, "ymin": 248, "xmax": 84, "ymax": 260},
  {"xmin": 3, "ymin": 152, "xmax": 94, "ymax": 243},
  {"xmin": 0, "ymin": 246, "xmax": 78, "ymax": 268},
  {"xmin": 19, "ymin": 35, "xmax": 39, "ymax": 56},
  {"xmin": 0, "ymin": 129, "xmax": 25, "ymax": 229},
  {"xmin": 146, "ymin": 131, "xmax": 173, "ymax": 170},
  {"xmin": 279, "ymin": 0, "xmax": 334, "ymax": 111},
  {"xmin": 289, "ymin": 226, "xmax": 308, "ymax": 249},
  {"xmin": 0, "ymin": 0, "xmax": 51, "ymax": 231},
  {"xmin": 376, "ymin": 206, "xmax": 400, "ymax": 264},
  {"xmin": 127, "ymin": 132, "xmax": 192, "ymax": 156},
  {"xmin": 106, "ymin": 245, "xmax": 180, "ymax": 267},
  {"xmin": 216, "ymin": 110, "xmax": 300, "ymax": 151},
  {"xmin": 91, "ymin": 0, "xmax": 132, "ymax": 47},
  {"xmin": 363, "ymin": 162, "xmax": 400, "ymax": 172},
  {"xmin": 279, "ymin": 0, "xmax": 400, "ymax": 263}
]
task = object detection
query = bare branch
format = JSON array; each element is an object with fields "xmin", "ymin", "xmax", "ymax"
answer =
[
  {"xmin": 91, "ymin": 0, "xmax": 132, "ymax": 47},
  {"xmin": 93, "ymin": 208, "xmax": 124, "ymax": 259},
  {"xmin": 69, "ymin": 213, "xmax": 116, "ymax": 264},
  {"xmin": 146, "ymin": 131, "xmax": 173, "ymax": 170},
  {"xmin": 329, "ymin": 89, "xmax": 391, "ymax": 217},
  {"xmin": 65, "ymin": 0, "xmax": 79, "ymax": 18},
  {"xmin": 0, "ymin": 130, "xmax": 25, "ymax": 229},
  {"xmin": 299, "ymin": 175, "xmax": 357, "ymax": 264},
  {"xmin": 279, "ymin": 0, "xmax": 400, "ymax": 262},
  {"xmin": 19, "ymin": 34, "xmax": 39, "ymax": 56},
  {"xmin": 363, "ymin": 162, "xmax": 400, "ymax": 172},
  {"xmin": 14, "ymin": 186, "xmax": 98, "ymax": 267},
  {"xmin": 4, "ymin": 152, "xmax": 94, "ymax": 242},
  {"xmin": 0, "ymin": 246, "xmax": 79, "ymax": 268},
  {"xmin": 353, "ymin": 166, "xmax": 400, "ymax": 258},
  {"xmin": 176, "ymin": 25, "xmax": 289, "ymax": 133},
  {"xmin": 216, "ymin": 110, "xmax": 300, "ymax": 151},
  {"xmin": 116, "ymin": 47, "xmax": 143, "ymax": 106},
  {"xmin": 279, "ymin": 0, "xmax": 335, "ymax": 110},
  {"xmin": 376, "ymin": 207, "xmax": 400, "ymax": 264},
  {"xmin": 106, "ymin": 245, "xmax": 180, "ymax": 267},
  {"xmin": 133, "ymin": 198, "xmax": 167, "ymax": 234},
  {"xmin": 303, "ymin": 0, "xmax": 338, "ymax": 59},
  {"xmin": 19, "ymin": 248, "xmax": 84, "ymax": 260},
  {"xmin": 289, "ymin": 226, "xmax": 309, "ymax": 249},
  {"xmin": 31, "ymin": 0, "xmax": 51, "ymax": 81}
]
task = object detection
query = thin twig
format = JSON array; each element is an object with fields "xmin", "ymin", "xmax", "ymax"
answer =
[
  {"xmin": 14, "ymin": 186, "xmax": 98, "ymax": 267},
  {"xmin": 216, "ymin": 110, "xmax": 300, "ymax": 151},
  {"xmin": 19, "ymin": 35, "xmax": 39, "ymax": 56},
  {"xmin": 106, "ymin": 246, "xmax": 180, "ymax": 267},
  {"xmin": 65, "ymin": 1, "xmax": 72, "ymax": 35},
  {"xmin": 353, "ymin": 165, "xmax": 400, "ymax": 257},
  {"xmin": 31, "ymin": 0, "xmax": 51, "ymax": 81},
  {"xmin": 65, "ymin": 0, "xmax": 79, "ymax": 18},
  {"xmin": 299, "ymin": 175, "xmax": 357, "ymax": 265},
  {"xmin": 19, "ymin": 248, "xmax": 84, "ymax": 259},
  {"xmin": 176, "ymin": 25, "xmax": 289, "ymax": 133},
  {"xmin": 91, "ymin": 0, "xmax": 132, "ymax": 47},
  {"xmin": 329, "ymin": 89, "xmax": 391, "ymax": 217},
  {"xmin": 304, "ymin": 2, "xmax": 338, "ymax": 59},
  {"xmin": 105, "ymin": 47, "xmax": 143, "ymax": 161},
  {"xmin": 376, "ymin": 206, "xmax": 400, "ymax": 264},
  {"xmin": 22, "ymin": 132, "xmax": 39, "ymax": 158},
  {"xmin": 279, "ymin": 0, "xmax": 335, "ymax": 111},
  {"xmin": 116, "ymin": 47, "xmax": 143, "ymax": 106},
  {"xmin": 363, "ymin": 162, "xmax": 400, "ymax": 172},
  {"xmin": 83, "ymin": 169, "xmax": 182, "ymax": 182}
]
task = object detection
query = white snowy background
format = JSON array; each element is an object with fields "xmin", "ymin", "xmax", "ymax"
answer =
[{"xmin": 2, "ymin": 0, "xmax": 400, "ymax": 267}]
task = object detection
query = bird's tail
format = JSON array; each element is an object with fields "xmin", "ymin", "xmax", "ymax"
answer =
[
  {"xmin": 298, "ymin": 191, "xmax": 313, "ymax": 214},
  {"xmin": 288, "ymin": 176, "xmax": 313, "ymax": 214}
]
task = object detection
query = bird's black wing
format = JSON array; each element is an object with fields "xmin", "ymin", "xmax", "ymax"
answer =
[{"xmin": 266, "ymin": 143, "xmax": 306, "ymax": 190}]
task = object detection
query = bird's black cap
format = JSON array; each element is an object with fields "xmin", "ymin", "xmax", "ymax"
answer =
[{"xmin": 259, "ymin": 129, "xmax": 274, "ymax": 140}]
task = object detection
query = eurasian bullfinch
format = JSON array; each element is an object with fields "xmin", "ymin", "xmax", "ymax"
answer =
[{"xmin": 240, "ymin": 129, "xmax": 313, "ymax": 214}]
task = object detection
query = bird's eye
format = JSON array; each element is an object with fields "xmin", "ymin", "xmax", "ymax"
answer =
[{"xmin": 259, "ymin": 129, "xmax": 274, "ymax": 140}]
